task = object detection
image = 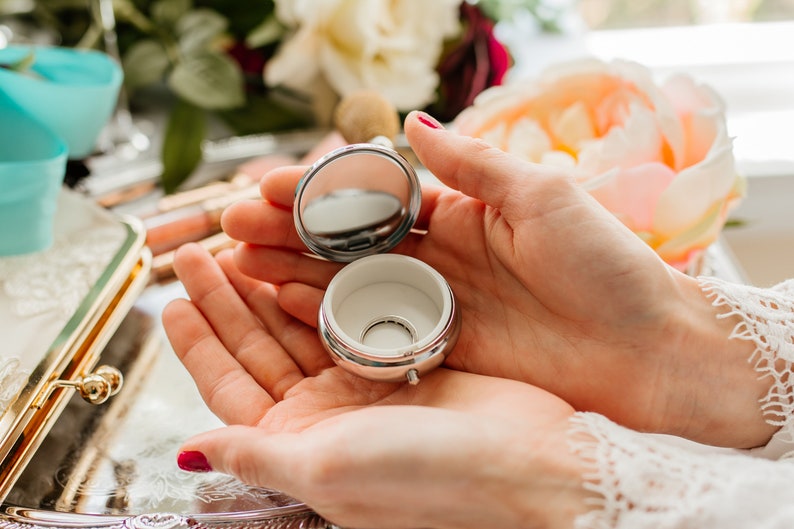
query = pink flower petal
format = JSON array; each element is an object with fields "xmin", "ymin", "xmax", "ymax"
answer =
[{"xmin": 586, "ymin": 162, "xmax": 676, "ymax": 231}]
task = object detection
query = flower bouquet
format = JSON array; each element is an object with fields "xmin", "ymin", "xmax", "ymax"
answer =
[{"xmin": 30, "ymin": 0, "xmax": 557, "ymax": 192}]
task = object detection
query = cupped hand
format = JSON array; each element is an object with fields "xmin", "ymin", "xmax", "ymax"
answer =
[
  {"xmin": 219, "ymin": 111, "xmax": 770, "ymax": 448},
  {"xmin": 162, "ymin": 244, "xmax": 585, "ymax": 529}
]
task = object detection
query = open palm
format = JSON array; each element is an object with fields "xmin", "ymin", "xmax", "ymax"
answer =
[
  {"xmin": 162, "ymin": 244, "xmax": 572, "ymax": 432},
  {"xmin": 162, "ymin": 244, "xmax": 580, "ymax": 528}
]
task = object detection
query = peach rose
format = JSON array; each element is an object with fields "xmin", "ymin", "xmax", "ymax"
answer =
[{"xmin": 452, "ymin": 59, "xmax": 745, "ymax": 271}]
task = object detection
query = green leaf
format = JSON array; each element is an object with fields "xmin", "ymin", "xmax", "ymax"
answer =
[
  {"xmin": 176, "ymin": 8, "xmax": 228, "ymax": 55},
  {"xmin": 152, "ymin": 0, "xmax": 192, "ymax": 27},
  {"xmin": 160, "ymin": 99, "xmax": 206, "ymax": 194},
  {"xmin": 122, "ymin": 39, "xmax": 170, "ymax": 91},
  {"xmin": 167, "ymin": 50, "xmax": 245, "ymax": 110},
  {"xmin": 245, "ymin": 14, "xmax": 285, "ymax": 48}
]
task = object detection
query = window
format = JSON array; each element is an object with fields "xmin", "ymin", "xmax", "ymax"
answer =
[
  {"xmin": 498, "ymin": 0, "xmax": 794, "ymax": 178},
  {"xmin": 578, "ymin": 0, "xmax": 794, "ymax": 28}
]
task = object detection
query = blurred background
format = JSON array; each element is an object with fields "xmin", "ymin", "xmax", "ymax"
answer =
[{"xmin": 1, "ymin": 0, "xmax": 793, "ymax": 287}]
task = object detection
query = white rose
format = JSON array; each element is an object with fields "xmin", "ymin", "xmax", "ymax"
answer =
[{"xmin": 265, "ymin": 0, "xmax": 462, "ymax": 111}]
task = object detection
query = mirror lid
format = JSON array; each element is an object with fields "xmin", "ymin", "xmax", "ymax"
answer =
[{"xmin": 294, "ymin": 143, "xmax": 421, "ymax": 262}]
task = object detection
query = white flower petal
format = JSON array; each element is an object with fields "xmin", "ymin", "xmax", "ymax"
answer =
[
  {"xmin": 540, "ymin": 150, "xmax": 577, "ymax": 169},
  {"xmin": 507, "ymin": 118, "xmax": 552, "ymax": 162},
  {"xmin": 263, "ymin": 31, "xmax": 321, "ymax": 92},
  {"xmin": 551, "ymin": 101, "xmax": 595, "ymax": 152},
  {"xmin": 268, "ymin": 0, "xmax": 461, "ymax": 111}
]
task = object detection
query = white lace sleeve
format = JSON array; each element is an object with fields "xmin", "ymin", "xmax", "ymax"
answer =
[
  {"xmin": 568, "ymin": 277, "xmax": 794, "ymax": 528},
  {"xmin": 569, "ymin": 412, "xmax": 794, "ymax": 529},
  {"xmin": 699, "ymin": 276, "xmax": 794, "ymax": 457}
]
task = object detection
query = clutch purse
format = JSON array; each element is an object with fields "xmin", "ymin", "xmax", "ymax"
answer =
[{"xmin": 0, "ymin": 188, "xmax": 150, "ymax": 500}]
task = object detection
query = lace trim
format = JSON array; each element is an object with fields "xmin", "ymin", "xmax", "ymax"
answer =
[
  {"xmin": 0, "ymin": 225, "xmax": 124, "ymax": 319},
  {"xmin": 0, "ymin": 357, "xmax": 29, "ymax": 412},
  {"xmin": 569, "ymin": 412, "xmax": 794, "ymax": 529},
  {"xmin": 569, "ymin": 413, "xmax": 715, "ymax": 529},
  {"xmin": 570, "ymin": 278, "xmax": 794, "ymax": 528},
  {"xmin": 698, "ymin": 276, "xmax": 794, "ymax": 452}
]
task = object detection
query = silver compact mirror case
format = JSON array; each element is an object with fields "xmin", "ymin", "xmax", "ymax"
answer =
[{"xmin": 294, "ymin": 138, "xmax": 460, "ymax": 385}]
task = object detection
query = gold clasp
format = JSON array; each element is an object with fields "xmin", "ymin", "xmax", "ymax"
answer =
[{"xmin": 47, "ymin": 365, "xmax": 123, "ymax": 405}]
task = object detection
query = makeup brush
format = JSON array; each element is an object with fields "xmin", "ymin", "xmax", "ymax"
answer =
[{"xmin": 333, "ymin": 90, "xmax": 401, "ymax": 146}]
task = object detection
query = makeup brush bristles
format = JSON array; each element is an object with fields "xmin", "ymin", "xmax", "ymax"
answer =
[{"xmin": 333, "ymin": 90, "xmax": 401, "ymax": 145}]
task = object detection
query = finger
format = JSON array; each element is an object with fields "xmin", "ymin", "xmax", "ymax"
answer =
[
  {"xmin": 177, "ymin": 425, "xmax": 308, "ymax": 498},
  {"xmin": 404, "ymin": 110, "xmax": 574, "ymax": 220},
  {"xmin": 234, "ymin": 244, "xmax": 341, "ymax": 289},
  {"xmin": 260, "ymin": 165, "xmax": 305, "ymax": 209},
  {"xmin": 411, "ymin": 183, "xmax": 447, "ymax": 233},
  {"xmin": 221, "ymin": 198, "xmax": 305, "ymax": 249},
  {"xmin": 259, "ymin": 132, "xmax": 348, "ymax": 208},
  {"xmin": 173, "ymin": 244, "xmax": 305, "ymax": 400},
  {"xmin": 215, "ymin": 252, "xmax": 335, "ymax": 376},
  {"xmin": 277, "ymin": 282, "xmax": 325, "ymax": 328},
  {"xmin": 162, "ymin": 299, "xmax": 275, "ymax": 425}
]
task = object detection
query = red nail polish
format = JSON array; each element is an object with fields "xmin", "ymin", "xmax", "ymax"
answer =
[
  {"xmin": 417, "ymin": 112, "xmax": 443, "ymax": 130},
  {"xmin": 178, "ymin": 450, "xmax": 212, "ymax": 472}
]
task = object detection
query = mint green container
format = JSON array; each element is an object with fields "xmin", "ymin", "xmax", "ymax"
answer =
[
  {"xmin": 0, "ymin": 45, "xmax": 122, "ymax": 159},
  {"xmin": 0, "ymin": 93, "xmax": 68, "ymax": 256}
]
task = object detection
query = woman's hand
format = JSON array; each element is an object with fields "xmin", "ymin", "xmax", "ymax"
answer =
[
  {"xmin": 162, "ymin": 244, "xmax": 588, "ymax": 529},
  {"xmin": 220, "ymin": 111, "xmax": 773, "ymax": 448}
]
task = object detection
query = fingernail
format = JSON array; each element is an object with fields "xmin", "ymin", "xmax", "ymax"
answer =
[
  {"xmin": 178, "ymin": 450, "xmax": 213, "ymax": 473},
  {"xmin": 416, "ymin": 111, "xmax": 444, "ymax": 130}
]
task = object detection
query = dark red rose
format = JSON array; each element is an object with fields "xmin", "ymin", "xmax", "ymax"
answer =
[
  {"xmin": 431, "ymin": 2, "xmax": 512, "ymax": 122},
  {"xmin": 226, "ymin": 41, "xmax": 269, "ymax": 92}
]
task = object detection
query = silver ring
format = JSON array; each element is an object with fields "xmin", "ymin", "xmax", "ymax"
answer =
[{"xmin": 359, "ymin": 315, "xmax": 418, "ymax": 345}]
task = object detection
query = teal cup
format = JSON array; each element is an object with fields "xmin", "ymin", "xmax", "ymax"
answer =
[
  {"xmin": 0, "ymin": 92, "xmax": 68, "ymax": 256},
  {"xmin": 0, "ymin": 45, "xmax": 123, "ymax": 159}
]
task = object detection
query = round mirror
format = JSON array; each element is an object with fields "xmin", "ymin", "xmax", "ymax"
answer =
[{"xmin": 294, "ymin": 143, "xmax": 421, "ymax": 262}]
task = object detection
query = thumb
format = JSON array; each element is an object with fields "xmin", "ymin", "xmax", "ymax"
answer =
[
  {"xmin": 404, "ymin": 110, "xmax": 576, "ymax": 218},
  {"xmin": 176, "ymin": 425, "xmax": 303, "ymax": 494}
]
